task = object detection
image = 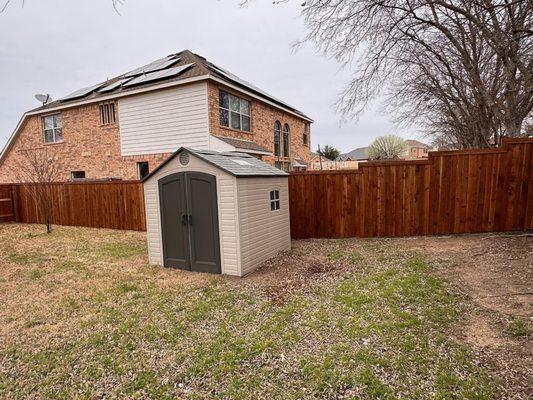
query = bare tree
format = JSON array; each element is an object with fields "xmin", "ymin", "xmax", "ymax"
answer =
[
  {"xmin": 15, "ymin": 145, "xmax": 61, "ymax": 233},
  {"xmin": 367, "ymin": 135, "xmax": 408, "ymax": 160},
  {"xmin": 298, "ymin": 0, "xmax": 533, "ymax": 148}
]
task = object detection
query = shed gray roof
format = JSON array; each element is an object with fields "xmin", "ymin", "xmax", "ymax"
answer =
[
  {"xmin": 142, "ymin": 148, "xmax": 287, "ymax": 182},
  {"xmin": 213, "ymin": 136, "xmax": 271, "ymax": 154}
]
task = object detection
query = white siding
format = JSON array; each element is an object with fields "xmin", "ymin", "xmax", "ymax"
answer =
[
  {"xmin": 143, "ymin": 155, "xmax": 241, "ymax": 276},
  {"xmin": 119, "ymin": 82, "xmax": 209, "ymax": 156},
  {"xmin": 237, "ymin": 177, "xmax": 291, "ymax": 276}
]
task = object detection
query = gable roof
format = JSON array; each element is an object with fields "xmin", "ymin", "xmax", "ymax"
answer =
[
  {"xmin": 28, "ymin": 50, "xmax": 311, "ymax": 120},
  {"xmin": 1, "ymin": 49, "xmax": 312, "ymax": 165},
  {"xmin": 310, "ymin": 152, "xmax": 333, "ymax": 161},
  {"xmin": 338, "ymin": 147, "xmax": 369, "ymax": 161},
  {"xmin": 406, "ymin": 139, "xmax": 430, "ymax": 148},
  {"xmin": 142, "ymin": 148, "xmax": 288, "ymax": 182}
]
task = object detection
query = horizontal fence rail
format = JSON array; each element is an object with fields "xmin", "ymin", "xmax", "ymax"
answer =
[
  {"xmin": 0, "ymin": 181, "xmax": 146, "ymax": 231},
  {"xmin": 289, "ymin": 138, "xmax": 533, "ymax": 238}
]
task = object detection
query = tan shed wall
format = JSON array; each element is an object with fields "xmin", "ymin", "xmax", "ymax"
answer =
[
  {"xmin": 143, "ymin": 155, "xmax": 241, "ymax": 276},
  {"xmin": 237, "ymin": 177, "xmax": 291, "ymax": 275}
]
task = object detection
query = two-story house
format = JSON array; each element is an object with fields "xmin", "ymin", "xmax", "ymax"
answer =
[{"xmin": 0, "ymin": 50, "xmax": 312, "ymax": 183}]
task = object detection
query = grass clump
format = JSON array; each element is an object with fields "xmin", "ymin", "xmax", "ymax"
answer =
[{"xmin": 505, "ymin": 318, "xmax": 530, "ymax": 338}]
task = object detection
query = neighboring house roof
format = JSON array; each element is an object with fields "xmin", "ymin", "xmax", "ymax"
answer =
[
  {"xmin": 338, "ymin": 147, "xmax": 369, "ymax": 161},
  {"xmin": 142, "ymin": 148, "xmax": 288, "ymax": 182},
  {"xmin": 405, "ymin": 139, "xmax": 430, "ymax": 148},
  {"xmin": 213, "ymin": 136, "xmax": 270, "ymax": 155},
  {"xmin": 1, "ymin": 49, "xmax": 312, "ymax": 164},
  {"xmin": 310, "ymin": 152, "xmax": 333, "ymax": 161}
]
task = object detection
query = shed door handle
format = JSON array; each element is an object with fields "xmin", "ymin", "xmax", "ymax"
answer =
[
  {"xmin": 181, "ymin": 214, "xmax": 187, "ymax": 225},
  {"xmin": 188, "ymin": 214, "xmax": 193, "ymax": 225}
]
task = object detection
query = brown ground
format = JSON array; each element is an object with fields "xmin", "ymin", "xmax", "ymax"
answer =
[{"xmin": 240, "ymin": 232, "xmax": 533, "ymax": 398}]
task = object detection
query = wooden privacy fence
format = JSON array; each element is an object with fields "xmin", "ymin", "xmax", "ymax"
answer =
[
  {"xmin": 289, "ymin": 138, "xmax": 533, "ymax": 238},
  {"xmin": 0, "ymin": 138, "xmax": 531, "ymax": 237},
  {"xmin": 0, "ymin": 181, "xmax": 146, "ymax": 231}
]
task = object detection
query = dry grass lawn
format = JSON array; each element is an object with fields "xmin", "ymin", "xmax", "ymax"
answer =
[{"xmin": 0, "ymin": 223, "xmax": 530, "ymax": 399}]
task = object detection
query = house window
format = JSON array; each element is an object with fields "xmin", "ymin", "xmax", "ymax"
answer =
[
  {"xmin": 283, "ymin": 123, "xmax": 290, "ymax": 157},
  {"xmin": 43, "ymin": 114, "xmax": 62, "ymax": 144},
  {"xmin": 219, "ymin": 90, "xmax": 251, "ymax": 132},
  {"xmin": 71, "ymin": 171, "xmax": 85, "ymax": 180},
  {"xmin": 303, "ymin": 124, "xmax": 309, "ymax": 146},
  {"xmin": 274, "ymin": 121, "xmax": 281, "ymax": 157},
  {"xmin": 137, "ymin": 162, "xmax": 149, "ymax": 179},
  {"xmin": 99, "ymin": 102, "xmax": 116, "ymax": 125},
  {"xmin": 270, "ymin": 190, "xmax": 280, "ymax": 211}
]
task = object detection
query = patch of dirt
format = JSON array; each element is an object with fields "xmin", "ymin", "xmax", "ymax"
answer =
[
  {"xmin": 240, "ymin": 243, "xmax": 355, "ymax": 304},
  {"xmin": 399, "ymin": 232, "xmax": 533, "ymax": 399}
]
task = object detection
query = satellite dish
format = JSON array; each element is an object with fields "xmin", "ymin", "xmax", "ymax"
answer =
[{"xmin": 35, "ymin": 93, "xmax": 51, "ymax": 105}]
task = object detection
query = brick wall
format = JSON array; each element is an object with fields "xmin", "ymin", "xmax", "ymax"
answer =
[
  {"xmin": 207, "ymin": 81, "xmax": 311, "ymax": 167},
  {"xmin": 0, "ymin": 103, "xmax": 170, "ymax": 183},
  {"xmin": 0, "ymin": 81, "xmax": 313, "ymax": 183}
]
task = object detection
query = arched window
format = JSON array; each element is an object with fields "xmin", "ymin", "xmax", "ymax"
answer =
[
  {"xmin": 283, "ymin": 123, "xmax": 290, "ymax": 157},
  {"xmin": 274, "ymin": 121, "xmax": 281, "ymax": 157}
]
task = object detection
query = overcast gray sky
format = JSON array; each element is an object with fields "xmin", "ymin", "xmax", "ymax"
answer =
[{"xmin": 0, "ymin": 0, "xmax": 421, "ymax": 154}]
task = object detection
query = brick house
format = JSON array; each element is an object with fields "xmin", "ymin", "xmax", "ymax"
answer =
[{"xmin": 0, "ymin": 50, "xmax": 312, "ymax": 183}]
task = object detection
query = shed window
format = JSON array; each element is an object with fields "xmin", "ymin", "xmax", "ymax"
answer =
[
  {"xmin": 270, "ymin": 190, "xmax": 280, "ymax": 211},
  {"xmin": 219, "ymin": 90, "xmax": 251, "ymax": 132},
  {"xmin": 43, "ymin": 114, "xmax": 62, "ymax": 143},
  {"xmin": 99, "ymin": 102, "xmax": 116, "ymax": 125}
]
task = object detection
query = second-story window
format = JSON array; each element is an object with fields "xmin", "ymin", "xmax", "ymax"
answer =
[
  {"xmin": 283, "ymin": 123, "xmax": 290, "ymax": 157},
  {"xmin": 274, "ymin": 121, "xmax": 281, "ymax": 157},
  {"xmin": 219, "ymin": 90, "xmax": 251, "ymax": 132},
  {"xmin": 99, "ymin": 102, "xmax": 116, "ymax": 125},
  {"xmin": 43, "ymin": 114, "xmax": 62, "ymax": 144},
  {"xmin": 303, "ymin": 123, "xmax": 309, "ymax": 146}
]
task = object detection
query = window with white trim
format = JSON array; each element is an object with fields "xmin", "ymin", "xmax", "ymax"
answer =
[
  {"xmin": 99, "ymin": 102, "xmax": 116, "ymax": 125},
  {"xmin": 303, "ymin": 123, "xmax": 309, "ymax": 145},
  {"xmin": 43, "ymin": 114, "xmax": 63, "ymax": 144},
  {"xmin": 274, "ymin": 120, "xmax": 281, "ymax": 157},
  {"xmin": 219, "ymin": 90, "xmax": 251, "ymax": 132},
  {"xmin": 270, "ymin": 190, "xmax": 280, "ymax": 211},
  {"xmin": 283, "ymin": 123, "xmax": 290, "ymax": 157},
  {"xmin": 71, "ymin": 171, "xmax": 85, "ymax": 180}
]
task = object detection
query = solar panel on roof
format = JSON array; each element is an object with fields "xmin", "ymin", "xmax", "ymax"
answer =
[
  {"xmin": 208, "ymin": 63, "xmax": 301, "ymax": 113},
  {"xmin": 60, "ymin": 83, "xmax": 105, "ymax": 101},
  {"xmin": 122, "ymin": 63, "xmax": 194, "ymax": 87},
  {"xmin": 124, "ymin": 56, "xmax": 181, "ymax": 78},
  {"xmin": 97, "ymin": 78, "xmax": 131, "ymax": 93}
]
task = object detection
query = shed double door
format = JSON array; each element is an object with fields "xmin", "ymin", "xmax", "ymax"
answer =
[{"xmin": 159, "ymin": 172, "xmax": 221, "ymax": 274}]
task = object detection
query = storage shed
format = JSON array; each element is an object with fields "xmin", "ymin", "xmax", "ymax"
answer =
[{"xmin": 141, "ymin": 148, "xmax": 291, "ymax": 276}]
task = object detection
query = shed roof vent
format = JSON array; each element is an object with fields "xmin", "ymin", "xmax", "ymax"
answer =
[{"xmin": 179, "ymin": 152, "xmax": 190, "ymax": 166}]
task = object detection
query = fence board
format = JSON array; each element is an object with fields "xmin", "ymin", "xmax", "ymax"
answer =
[
  {"xmin": 289, "ymin": 138, "xmax": 533, "ymax": 238},
  {"xmin": 0, "ymin": 185, "xmax": 14, "ymax": 222}
]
